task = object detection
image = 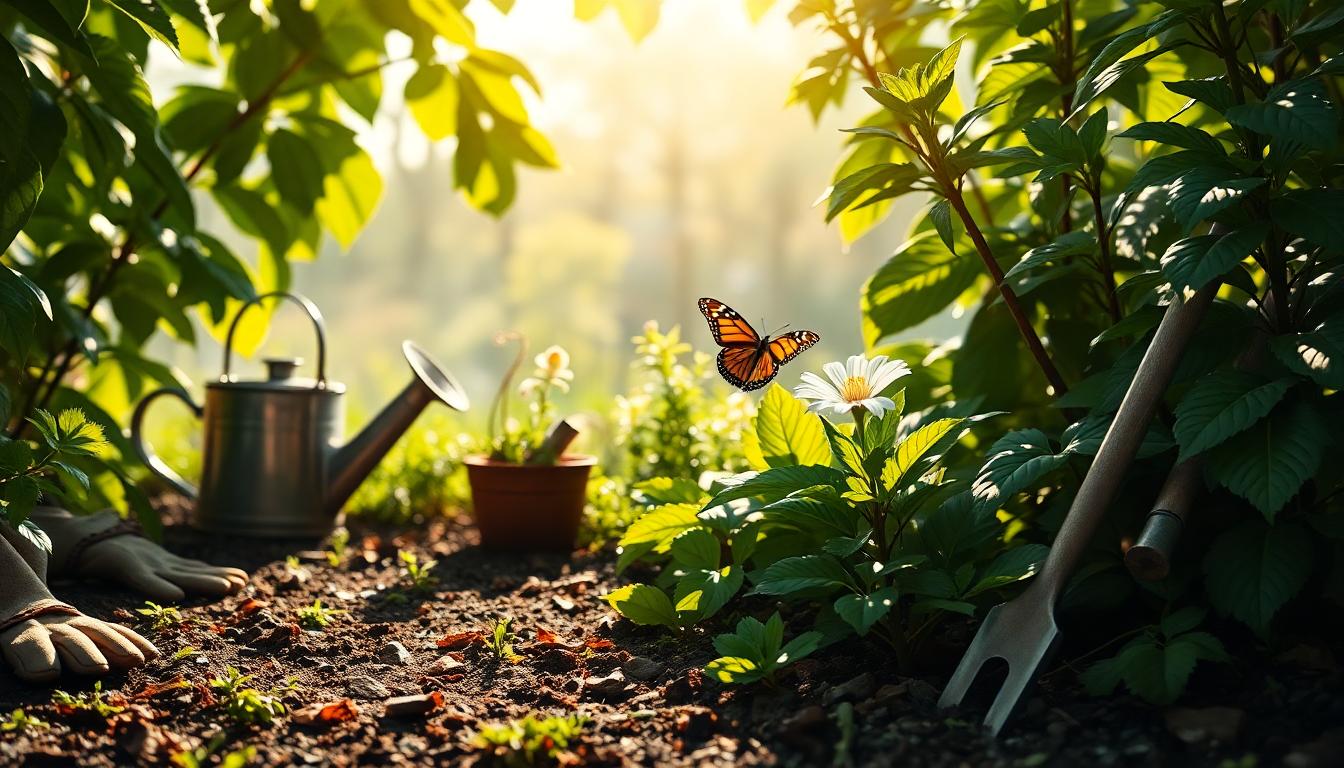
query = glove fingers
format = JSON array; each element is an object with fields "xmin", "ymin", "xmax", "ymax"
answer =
[
  {"xmin": 45, "ymin": 623, "xmax": 110, "ymax": 676},
  {"xmin": 171, "ymin": 555, "xmax": 249, "ymax": 582},
  {"xmin": 65, "ymin": 616, "xmax": 151, "ymax": 666},
  {"xmin": 1, "ymin": 622, "xmax": 60, "ymax": 683},
  {"xmin": 122, "ymin": 566, "xmax": 187, "ymax": 602},
  {"xmin": 105, "ymin": 622, "xmax": 160, "ymax": 660},
  {"xmin": 173, "ymin": 563, "xmax": 249, "ymax": 592},
  {"xmin": 161, "ymin": 570, "xmax": 236, "ymax": 596}
]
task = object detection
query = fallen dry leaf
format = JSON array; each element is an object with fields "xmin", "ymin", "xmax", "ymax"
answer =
[
  {"xmin": 235, "ymin": 598, "xmax": 266, "ymax": 617},
  {"xmin": 293, "ymin": 699, "xmax": 360, "ymax": 726},
  {"xmin": 436, "ymin": 631, "xmax": 484, "ymax": 650},
  {"xmin": 537, "ymin": 627, "xmax": 559, "ymax": 644},
  {"xmin": 132, "ymin": 678, "xmax": 191, "ymax": 699},
  {"xmin": 584, "ymin": 638, "xmax": 616, "ymax": 651}
]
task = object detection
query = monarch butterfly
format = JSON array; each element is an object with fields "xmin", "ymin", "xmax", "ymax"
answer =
[{"xmin": 698, "ymin": 297, "xmax": 820, "ymax": 391}]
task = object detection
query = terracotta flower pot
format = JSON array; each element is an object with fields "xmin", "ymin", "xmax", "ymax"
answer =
[{"xmin": 464, "ymin": 454, "xmax": 596, "ymax": 551}]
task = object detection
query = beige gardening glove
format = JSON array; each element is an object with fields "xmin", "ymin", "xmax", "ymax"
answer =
[
  {"xmin": 32, "ymin": 507, "xmax": 249, "ymax": 602},
  {"xmin": 0, "ymin": 523, "xmax": 157, "ymax": 683}
]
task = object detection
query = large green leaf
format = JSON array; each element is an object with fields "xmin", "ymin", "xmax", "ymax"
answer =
[
  {"xmin": 1272, "ymin": 316, "xmax": 1343, "ymax": 390},
  {"xmin": 1208, "ymin": 402, "xmax": 1328, "ymax": 522},
  {"xmin": 882, "ymin": 417, "xmax": 967, "ymax": 491},
  {"xmin": 861, "ymin": 233, "xmax": 981, "ymax": 347},
  {"xmin": 1072, "ymin": 10, "xmax": 1186, "ymax": 111},
  {"xmin": 316, "ymin": 147, "xmax": 382, "ymax": 249},
  {"xmin": 615, "ymin": 503, "xmax": 701, "ymax": 571},
  {"xmin": 972, "ymin": 429, "xmax": 1070, "ymax": 511},
  {"xmin": 1204, "ymin": 519, "xmax": 1313, "ymax": 636},
  {"xmin": 1116, "ymin": 122, "xmax": 1225, "ymax": 154},
  {"xmin": 673, "ymin": 565, "xmax": 742, "ymax": 620},
  {"xmin": 1160, "ymin": 222, "xmax": 1269, "ymax": 291},
  {"xmin": 1173, "ymin": 372, "xmax": 1293, "ymax": 461},
  {"xmin": 404, "ymin": 63, "xmax": 458, "ymax": 141},
  {"xmin": 669, "ymin": 527, "xmax": 719, "ymax": 570},
  {"xmin": 825, "ymin": 163, "xmax": 922, "ymax": 222},
  {"xmin": 753, "ymin": 384, "xmax": 830, "ymax": 468},
  {"xmin": 1270, "ymin": 189, "xmax": 1344, "ymax": 253},
  {"xmin": 753, "ymin": 555, "xmax": 851, "ymax": 596},
  {"xmin": 603, "ymin": 583, "xmax": 680, "ymax": 627},
  {"xmin": 1225, "ymin": 78, "xmax": 1339, "ymax": 150},
  {"xmin": 104, "ymin": 0, "xmax": 180, "ymax": 53},
  {"xmin": 1003, "ymin": 230, "xmax": 1096, "ymax": 281},
  {"xmin": 267, "ymin": 128, "xmax": 325, "ymax": 215},
  {"xmin": 834, "ymin": 586, "xmax": 898, "ymax": 636},
  {"xmin": 704, "ymin": 464, "xmax": 845, "ymax": 508},
  {"xmin": 0, "ymin": 150, "xmax": 42, "ymax": 255}
]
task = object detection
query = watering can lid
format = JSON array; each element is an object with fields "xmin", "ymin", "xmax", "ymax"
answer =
[{"xmin": 211, "ymin": 356, "xmax": 346, "ymax": 393}]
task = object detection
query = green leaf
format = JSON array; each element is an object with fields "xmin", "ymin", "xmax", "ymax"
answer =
[
  {"xmin": 825, "ymin": 163, "xmax": 922, "ymax": 222},
  {"xmin": 704, "ymin": 465, "xmax": 845, "ymax": 508},
  {"xmin": 1204, "ymin": 519, "xmax": 1313, "ymax": 636},
  {"xmin": 408, "ymin": 0, "xmax": 475, "ymax": 45},
  {"xmin": 267, "ymin": 128, "xmax": 325, "ymax": 215},
  {"xmin": 753, "ymin": 384, "xmax": 830, "ymax": 468},
  {"xmin": 1071, "ymin": 11, "xmax": 1186, "ymax": 112},
  {"xmin": 316, "ymin": 147, "xmax": 382, "ymax": 249},
  {"xmin": 1173, "ymin": 372, "xmax": 1294, "ymax": 460},
  {"xmin": 1270, "ymin": 189, "xmax": 1344, "ymax": 252},
  {"xmin": 616, "ymin": 503, "xmax": 701, "ymax": 571},
  {"xmin": 928, "ymin": 199, "xmax": 955, "ymax": 256},
  {"xmin": 882, "ymin": 417, "xmax": 967, "ymax": 491},
  {"xmin": 673, "ymin": 566, "xmax": 742, "ymax": 620},
  {"xmin": 632, "ymin": 477, "xmax": 705, "ymax": 505},
  {"xmin": 1160, "ymin": 222, "xmax": 1269, "ymax": 292},
  {"xmin": 103, "ymin": 0, "xmax": 180, "ymax": 53},
  {"xmin": 1225, "ymin": 78, "xmax": 1339, "ymax": 150},
  {"xmin": 834, "ymin": 586, "xmax": 898, "ymax": 636},
  {"xmin": 404, "ymin": 64, "xmax": 458, "ymax": 141},
  {"xmin": 1003, "ymin": 231, "xmax": 1096, "ymax": 281},
  {"xmin": 861, "ymin": 233, "xmax": 981, "ymax": 346},
  {"xmin": 670, "ymin": 528, "xmax": 719, "ymax": 570},
  {"xmin": 967, "ymin": 544, "xmax": 1049, "ymax": 596},
  {"xmin": 1271, "ymin": 316, "xmax": 1343, "ymax": 389},
  {"xmin": 1208, "ymin": 401, "xmax": 1328, "ymax": 522},
  {"xmin": 1168, "ymin": 173, "xmax": 1264, "ymax": 232},
  {"xmin": 603, "ymin": 584, "xmax": 680, "ymax": 628},
  {"xmin": 0, "ymin": 150, "xmax": 42, "ymax": 259},
  {"xmin": 972, "ymin": 429, "xmax": 1070, "ymax": 511},
  {"xmin": 753, "ymin": 555, "xmax": 850, "ymax": 596},
  {"xmin": 1163, "ymin": 77, "xmax": 1235, "ymax": 113},
  {"xmin": 1117, "ymin": 121, "xmax": 1224, "ymax": 154}
]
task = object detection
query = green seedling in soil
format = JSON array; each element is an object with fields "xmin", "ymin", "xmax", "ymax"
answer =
[
  {"xmin": 208, "ymin": 667, "xmax": 294, "ymax": 725},
  {"xmin": 136, "ymin": 601, "xmax": 184, "ymax": 631},
  {"xmin": 173, "ymin": 646, "xmax": 197, "ymax": 661},
  {"xmin": 399, "ymin": 550, "xmax": 437, "ymax": 593},
  {"xmin": 52, "ymin": 682, "xmax": 125, "ymax": 717},
  {"xmin": 172, "ymin": 734, "xmax": 257, "ymax": 768},
  {"xmin": 485, "ymin": 617, "xmax": 522, "ymax": 663},
  {"xmin": 474, "ymin": 713, "xmax": 590, "ymax": 766},
  {"xmin": 297, "ymin": 599, "xmax": 347, "ymax": 630},
  {"xmin": 325, "ymin": 528, "xmax": 350, "ymax": 567},
  {"xmin": 1, "ymin": 708, "xmax": 49, "ymax": 732},
  {"xmin": 702, "ymin": 613, "xmax": 822, "ymax": 686}
]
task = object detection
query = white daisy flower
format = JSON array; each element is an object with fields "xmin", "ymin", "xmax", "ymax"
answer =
[{"xmin": 793, "ymin": 354, "xmax": 911, "ymax": 418}]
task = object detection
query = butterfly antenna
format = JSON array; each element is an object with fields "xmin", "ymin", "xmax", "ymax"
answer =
[{"xmin": 768, "ymin": 322, "xmax": 791, "ymax": 336}]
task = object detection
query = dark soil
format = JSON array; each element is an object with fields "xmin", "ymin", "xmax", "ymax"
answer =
[{"xmin": 2, "ymin": 501, "xmax": 1342, "ymax": 767}]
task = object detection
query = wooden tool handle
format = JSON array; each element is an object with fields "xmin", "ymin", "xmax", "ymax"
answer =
[
  {"xmin": 524, "ymin": 420, "xmax": 579, "ymax": 465},
  {"xmin": 1033, "ymin": 282, "xmax": 1219, "ymax": 599}
]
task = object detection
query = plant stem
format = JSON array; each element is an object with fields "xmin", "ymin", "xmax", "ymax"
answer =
[
  {"xmin": 1058, "ymin": 0, "xmax": 1077, "ymax": 233},
  {"xmin": 1086, "ymin": 182, "xmax": 1122, "ymax": 322},
  {"xmin": 943, "ymin": 188, "xmax": 1071, "ymax": 396}
]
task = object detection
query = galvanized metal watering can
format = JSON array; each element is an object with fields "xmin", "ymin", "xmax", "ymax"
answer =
[{"xmin": 131, "ymin": 291, "xmax": 470, "ymax": 537}]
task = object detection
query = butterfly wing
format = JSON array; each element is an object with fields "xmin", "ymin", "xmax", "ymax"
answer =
[
  {"xmin": 767, "ymin": 330, "xmax": 821, "ymax": 365},
  {"xmin": 717, "ymin": 346, "xmax": 778, "ymax": 391},
  {"xmin": 698, "ymin": 298, "xmax": 761, "ymax": 347}
]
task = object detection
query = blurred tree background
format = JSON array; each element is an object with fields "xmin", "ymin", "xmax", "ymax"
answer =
[{"xmin": 144, "ymin": 0, "xmax": 945, "ymax": 435}]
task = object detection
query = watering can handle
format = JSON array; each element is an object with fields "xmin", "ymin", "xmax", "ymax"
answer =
[
  {"xmin": 131, "ymin": 387, "xmax": 204, "ymax": 500},
  {"xmin": 221, "ymin": 291, "xmax": 328, "ymax": 384}
]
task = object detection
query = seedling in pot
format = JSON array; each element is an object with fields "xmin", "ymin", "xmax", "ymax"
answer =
[{"xmin": 296, "ymin": 599, "xmax": 347, "ymax": 630}]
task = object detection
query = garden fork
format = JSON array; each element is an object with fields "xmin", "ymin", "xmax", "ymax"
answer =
[{"xmin": 937, "ymin": 281, "xmax": 1220, "ymax": 735}]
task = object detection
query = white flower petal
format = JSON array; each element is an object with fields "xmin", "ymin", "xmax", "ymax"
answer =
[
  {"xmin": 846, "ymin": 354, "xmax": 866, "ymax": 379},
  {"xmin": 823, "ymin": 361, "xmax": 847, "ymax": 389}
]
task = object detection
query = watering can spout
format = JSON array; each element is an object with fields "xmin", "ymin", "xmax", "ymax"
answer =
[{"xmin": 325, "ymin": 341, "xmax": 470, "ymax": 517}]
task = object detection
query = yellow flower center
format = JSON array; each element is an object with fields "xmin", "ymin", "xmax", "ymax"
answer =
[
  {"xmin": 546, "ymin": 352, "xmax": 564, "ymax": 372},
  {"xmin": 840, "ymin": 375, "xmax": 872, "ymax": 402}
]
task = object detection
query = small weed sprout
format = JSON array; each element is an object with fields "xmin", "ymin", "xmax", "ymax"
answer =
[
  {"xmin": 296, "ymin": 599, "xmax": 347, "ymax": 630},
  {"xmin": 485, "ymin": 617, "xmax": 522, "ymax": 663},
  {"xmin": 52, "ymin": 682, "xmax": 124, "ymax": 717},
  {"xmin": 172, "ymin": 646, "xmax": 197, "ymax": 662},
  {"xmin": 399, "ymin": 550, "xmax": 437, "ymax": 593},
  {"xmin": 0, "ymin": 708, "xmax": 48, "ymax": 732},
  {"xmin": 136, "ymin": 601, "xmax": 184, "ymax": 631},
  {"xmin": 474, "ymin": 713, "xmax": 590, "ymax": 764},
  {"xmin": 208, "ymin": 667, "xmax": 293, "ymax": 725},
  {"xmin": 325, "ymin": 528, "xmax": 350, "ymax": 566},
  {"xmin": 172, "ymin": 734, "xmax": 257, "ymax": 768}
]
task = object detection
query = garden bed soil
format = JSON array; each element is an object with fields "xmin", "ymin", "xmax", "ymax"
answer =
[{"xmin": 2, "ymin": 501, "xmax": 1342, "ymax": 767}]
